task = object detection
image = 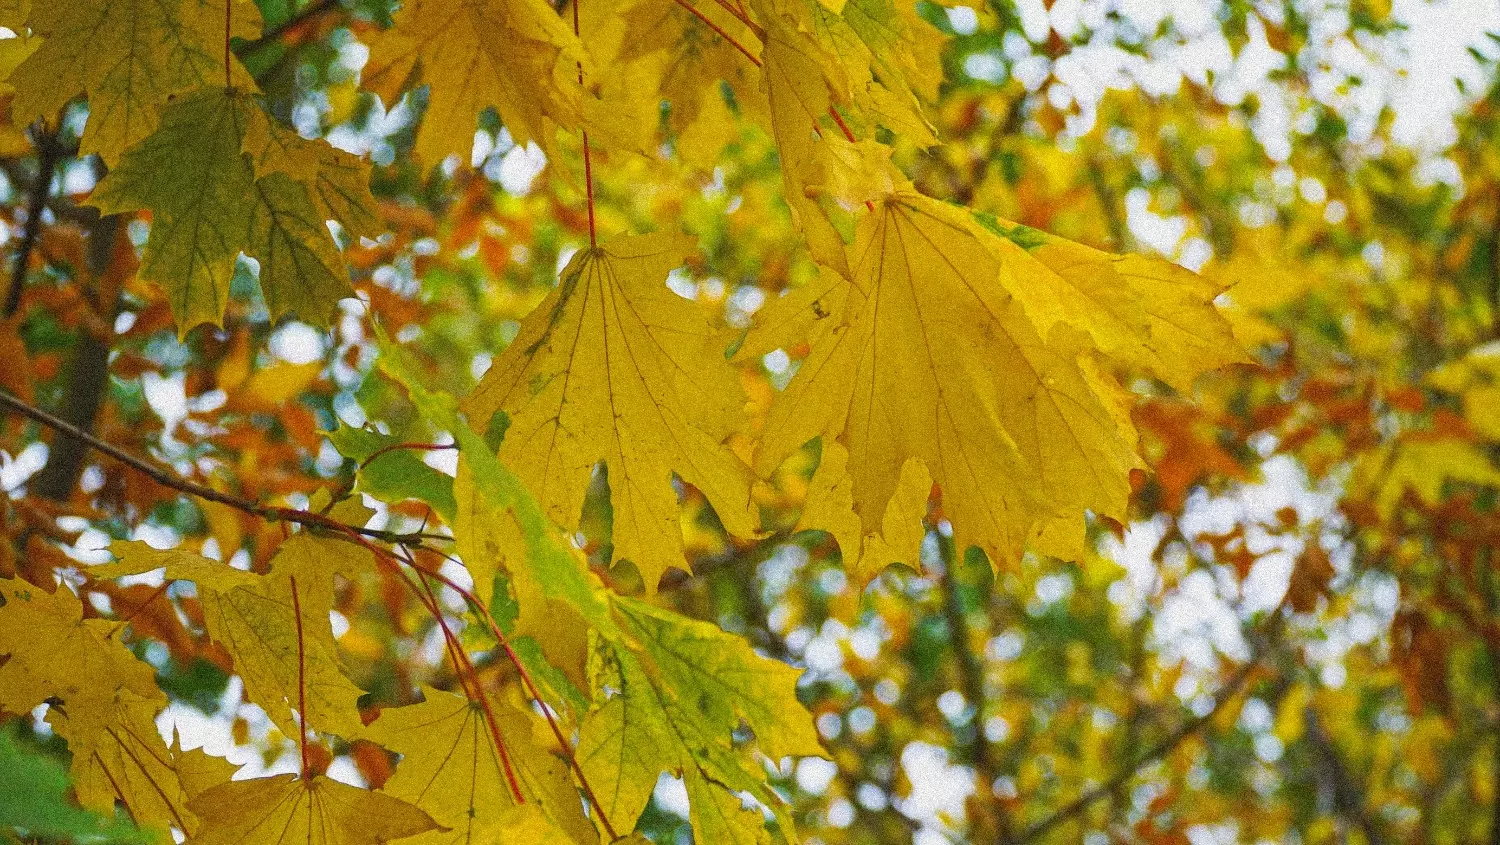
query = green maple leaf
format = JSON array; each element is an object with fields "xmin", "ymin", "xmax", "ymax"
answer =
[{"xmin": 91, "ymin": 87, "xmax": 374, "ymax": 335}]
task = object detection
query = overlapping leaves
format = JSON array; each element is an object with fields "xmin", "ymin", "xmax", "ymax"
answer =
[
  {"xmin": 381, "ymin": 345, "xmax": 822, "ymax": 844},
  {"xmin": 0, "ymin": 0, "xmax": 1252, "ymax": 842},
  {"xmin": 748, "ymin": 192, "xmax": 1241, "ymax": 573},
  {"xmin": 8, "ymin": 0, "xmax": 260, "ymax": 164}
]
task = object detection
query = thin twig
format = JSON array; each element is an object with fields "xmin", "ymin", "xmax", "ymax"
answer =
[
  {"xmin": 571, "ymin": 0, "xmax": 598, "ymax": 248},
  {"xmin": 669, "ymin": 0, "xmax": 762, "ymax": 67},
  {"xmin": 710, "ymin": 0, "xmax": 764, "ymax": 40},
  {"xmin": 0, "ymin": 389, "xmax": 447, "ymax": 547},
  {"xmin": 237, "ymin": 0, "xmax": 342, "ymax": 57},
  {"xmin": 1305, "ymin": 706, "xmax": 1387, "ymax": 845},
  {"xmin": 223, "ymin": 0, "xmax": 233, "ymax": 87},
  {"xmin": 1014, "ymin": 611, "xmax": 1283, "ymax": 843},
  {"xmin": 289, "ymin": 575, "xmax": 313, "ymax": 778},
  {"xmin": 411, "ymin": 567, "xmax": 527, "ymax": 805},
  {"xmin": 357, "ymin": 441, "xmax": 456, "ymax": 472}
]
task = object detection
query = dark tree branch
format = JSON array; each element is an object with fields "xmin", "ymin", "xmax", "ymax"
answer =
[
  {"xmin": 1305, "ymin": 707, "xmax": 1387, "ymax": 845},
  {"xmin": 936, "ymin": 540, "xmax": 1014, "ymax": 841},
  {"xmin": 1486, "ymin": 640, "xmax": 1500, "ymax": 845},
  {"xmin": 0, "ymin": 388, "xmax": 448, "ymax": 547},
  {"xmin": 236, "ymin": 0, "xmax": 343, "ymax": 56},
  {"xmin": 1489, "ymin": 191, "xmax": 1500, "ymax": 338},
  {"xmin": 1088, "ymin": 154, "xmax": 1130, "ymax": 252},
  {"xmin": 3, "ymin": 123, "xmax": 64, "ymax": 318},
  {"xmin": 28, "ymin": 209, "xmax": 121, "ymax": 501}
]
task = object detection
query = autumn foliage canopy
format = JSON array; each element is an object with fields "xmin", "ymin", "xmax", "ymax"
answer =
[{"xmin": 2, "ymin": 0, "xmax": 1499, "ymax": 842}]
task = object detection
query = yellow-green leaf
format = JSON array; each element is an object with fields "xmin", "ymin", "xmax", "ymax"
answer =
[
  {"xmin": 10, "ymin": 0, "xmax": 259, "ymax": 164},
  {"xmin": 188, "ymin": 773, "xmax": 440, "ymax": 845},
  {"xmin": 463, "ymin": 232, "xmax": 757, "ymax": 592},
  {"xmin": 91, "ymin": 88, "xmax": 367, "ymax": 334},
  {"xmin": 367, "ymin": 685, "xmax": 596, "ymax": 845},
  {"xmin": 362, "ymin": 0, "xmax": 585, "ymax": 163}
]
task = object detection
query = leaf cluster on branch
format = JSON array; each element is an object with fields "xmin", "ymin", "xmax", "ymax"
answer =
[{"xmin": 0, "ymin": 0, "xmax": 1255, "ymax": 842}]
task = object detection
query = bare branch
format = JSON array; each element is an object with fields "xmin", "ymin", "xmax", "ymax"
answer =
[
  {"xmin": 1015, "ymin": 611, "xmax": 1284, "ymax": 844},
  {"xmin": 0, "ymin": 388, "xmax": 448, "ymax": 547}
]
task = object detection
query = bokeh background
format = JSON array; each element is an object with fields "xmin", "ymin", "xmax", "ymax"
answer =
[{"xmin": 7, "ymin": 0, "xmax": 1500, "ymax": 843}]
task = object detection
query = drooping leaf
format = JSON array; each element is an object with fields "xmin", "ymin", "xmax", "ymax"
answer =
[
  {"xmin": 463, "ymin": 232, "xmax": 757, "ymax": 592},
  {"xmin": 10, "ymin": 0, "xmax": 260, "ymax": 164},
  {"xmin": 90, "ymin": 87, "xmax": 373, "ymax": 334},
  {"xmin": 376, "ymin": 339, "xmax": 619, "ymax": 639},
  {"xmin": 188, "ymin": 773, "xmax": 440, "ymax": 845},
  {"xmin": 452, "ymin": 458, "xmax": 591, "ymax": 689},
  {"xmin": 384, "ymin": 323, "xmax": 818, "ymax": 843},
  {"xmin": 366, "ymin": 685, "xmax": 596, "ymax": 845},
  {"xmin": 752, "ymin": 192, "xmax": 1143, "ymax": 570},
  {"xmin": 594, "ymin": 0, "xmax": 766, "ymax": 166},
  {"xmin": 361, "ymin": 0, "xmax": 586, "ymax": 163},
  {"xmin": 756, "ymin": 22, "xmax": 860, "ymax": 277}
]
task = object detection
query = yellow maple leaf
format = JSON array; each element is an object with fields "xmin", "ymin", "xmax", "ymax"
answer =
[
  {"xmin": 0, "ymin": 578, "xmax": 161, "ymax": 716},
  {"xmin": 366, "ymin": 685, "xmax": 596, "ymax": 845},
  {"xmin": 99, "ymin": 537, "xmax": 370, "ymax": 741},
  {"xmin": 175, "ymin": 743, "xmax": 239, "ymax": 800},
  {"xmin": 11, "ymin": 0, "xmax": 260, "ymax": 165},
  {"xmin": 974, "ymin": 217, "xmax": 1245, "ymax": 391},
  {"xmin": 188, "ymin": 773, "xmax": 440, "ymax": 845},
  {"xmin": 752, "ymin": 193, "xmax": 1143, "ymax": 570},
  {"xmin": 361, "ymin": 0, "xmax": 586, "ymax": 164},
  {"xmin": 48, "ymin": 690, "xmax": 195, "ymax": 836},
  {"xmin": 799, "ymin": 441, "xmax": 931, "ymax": 583},
  {"xmin": 463, "ymin": 232, "xmax": 757, "ymax": 592}
]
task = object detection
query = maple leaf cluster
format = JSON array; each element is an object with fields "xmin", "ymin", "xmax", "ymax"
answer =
[{"xmin": 0, "ymin": 0, "xmax": 1271, "ymax": 842}]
